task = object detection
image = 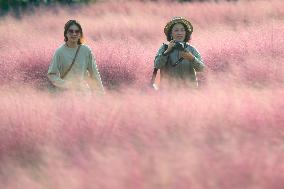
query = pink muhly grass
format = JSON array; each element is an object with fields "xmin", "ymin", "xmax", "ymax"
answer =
[{"xmin": 0, "ymin": 0, "xmax": 284, "ymax": 188}]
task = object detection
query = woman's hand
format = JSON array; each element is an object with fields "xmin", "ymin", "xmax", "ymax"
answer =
[
  {"xmin": 163, "ymin": 40, "xmax": 175, "ymax": 54},
  {"xmin": 180, "ymin": 51, "xmax": 195, "ymax": 61}
]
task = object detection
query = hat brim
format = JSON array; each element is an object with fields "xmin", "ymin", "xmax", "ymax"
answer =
[{"xmin": 164, "ymin": 18, "xmax": 193, "ymax": 36}]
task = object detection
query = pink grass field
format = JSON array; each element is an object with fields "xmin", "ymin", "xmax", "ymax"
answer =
[{"xmin": 0, "ymin": 0, "xmax": 284, "ymax": 188}]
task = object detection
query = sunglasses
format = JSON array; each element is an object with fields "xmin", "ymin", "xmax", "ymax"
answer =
[{"xmin": 67, "ymin": 29, "xmax": 80, "ymax": 34}]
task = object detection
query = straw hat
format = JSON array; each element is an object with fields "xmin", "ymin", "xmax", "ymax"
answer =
[{"xmin": 164, "ymin": 17, "xmax": 193, "ymax": 36}]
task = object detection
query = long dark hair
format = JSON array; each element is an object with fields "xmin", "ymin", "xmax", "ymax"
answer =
[
  {"xmin": 64, "ymin": 20, "xmax": 84, "ymax": 45},
  {"xmin": 166, "ymin": 22, "xmax": 191, "ymax": 42}
]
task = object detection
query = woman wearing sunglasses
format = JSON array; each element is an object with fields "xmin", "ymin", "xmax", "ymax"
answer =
[
  {"xmin": 152, "ymin": 17, "xmax": 205, "ymax": 90},
  {"xmin": 47, "ymin": 20, "xmax": 104, "ymax": 94}
]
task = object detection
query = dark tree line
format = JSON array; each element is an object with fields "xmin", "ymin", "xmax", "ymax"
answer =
[
  {"xmin": 0, "ymin": 0, "xmax": 93, "ymax": 16},
  {"xmin": 0, "ymin": 0, "xmax": 239, "ymax": 17}
]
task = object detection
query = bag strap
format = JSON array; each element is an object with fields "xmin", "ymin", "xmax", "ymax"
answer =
[
  {"xmin": 150, "ymin": 44, "xmax": 168, "ymax": 87},
  {"xmin": 150, "ymin": 68, "xmax": 158, "ymax": 85},
  {"xmin": 61, "ymin": 45, "xmax": 81, "ymax": 79}
]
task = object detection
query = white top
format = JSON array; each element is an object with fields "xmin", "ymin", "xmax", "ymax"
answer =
[{"xmin": 47, "ymin": 44, "xmax": 104, "ymax": 93}]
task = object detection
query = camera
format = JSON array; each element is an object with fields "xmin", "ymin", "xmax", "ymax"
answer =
[{"xmin": 174, "ymin": 42, "xmax": 186, "ymax": 51}]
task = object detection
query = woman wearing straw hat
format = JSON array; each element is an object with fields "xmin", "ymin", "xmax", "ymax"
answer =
[
  {"xmin": 153, "ymin": 17, "xmax": 205, "ymax": 90},
  {"xmin": 47, "ymin": 20, "xmax": 104, "ymax": 94}
]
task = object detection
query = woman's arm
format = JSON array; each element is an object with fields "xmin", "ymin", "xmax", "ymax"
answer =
[
  {"xmin": 191, "ymin": 47, "xmax": 205, "ymax": 72},
  {"xmin": 154, "ymin": 44, "xmax": 169, "ymax": 69},
  {"xmin": 47, "ymin": 51, "xmax": 70, "ymax": 89},
  {"xmin": 181, "ymin": 46, "xmax": 205, "ymax": 72},
  {"xmin": 87, "ymin": 51, "xmax": 105, "ymax": 93}
]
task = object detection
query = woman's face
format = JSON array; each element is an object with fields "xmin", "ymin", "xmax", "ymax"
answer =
[
  {"xmin": 171, "ymin": 23, "xmax": 186, "ymax": 42},
  {"xmin": 66, "ymin": 24, "xmax": 81, "ymax": 43}
]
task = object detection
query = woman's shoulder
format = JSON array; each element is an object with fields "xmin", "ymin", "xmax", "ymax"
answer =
[
  {"xmin": 55, "ymin": 44, "xmax": 66, "ymax": 51},
  {"xmin": 185, "ymin": 43, "xmax": 195, "ymax": 49},
  {"xmin": 52, "ymin": 44, "xmax": 66, "ymax": 56},
  {"xmin": 157, "ymin": 43, "xmax": 168, "ymax": 50},
  {"xmin": 185, "ymin": 44, "xmax": 203, "ymax": 58},
  {"xmin": 186, "ymin": 44, "xmax": 200, "ymax": 52},
  {"xmin": 80, "ymin": 44, "xmax": 93, "ymax": 53},
  {"xmin": 54, "ymin": 44, "xmax": 92, "ymax": 56}
]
